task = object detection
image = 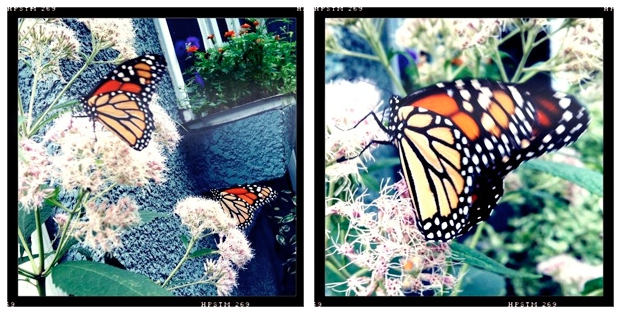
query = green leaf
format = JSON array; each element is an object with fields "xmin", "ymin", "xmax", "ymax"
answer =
[
  {"xmin": 456, "ymin": 266, "xmax": 506, "ymax": 296},
  {"xmin": 276, "ymin": 234, "xmax": 286, "ymax": 246},
  {"xmin": 497, "ymin": 50, "xmax": 516, "ymax": 62},
  {"xmin": 180, "ymin": 234, "xmax": 189, "ymax": 248},
  {"xmin": 582, "ymin": 277, "xmax": 603, "ymax": 296},
  {"xmin": 51, "ymin": 261, "xmax": 173, "ymax": 296},
  {"xmin": 520, "ymin": 159, "xmax": 603, "ymax": 196},
  {"xmin": 450, "ymin": 242, "xmax": 541, "ymax": 279},
  {"xmin": 56, "ymin": 237, "xmax": 79, "ymax": 261},
  {"xmin": 333, "ymin": 179, "xmax": 350, "ymax": 197},
  {"xmin": 280, "ymin": 213, "xmax": 295, "ymax": 224},
  {"xmin": 18, "ymin": 251, "xmax": 54, "ymax": 264},
  {"xmin": 138, "ymin": 210, "xmax": 169, "ymax": 225},
  {"xmin": 18, "ymin": 191, "xmax": 57, "ymax": 244},
  {"xmin": 359, "ymin": 172, "xmax": 380, "ymax": 192},
  {"xmin": 29, "ymin": 106, "xmax": 74, "ymax": 135},
  {"xmin": 189, "ymin": 248, "xmax": 217, "ymax": 258},
  {"xmin": 76, "ymin": 248, "xmax": 93, "ymax": 261},
  {"xmin": 366, "ymin": 157, "xmax": 401, "ymax": 172}
]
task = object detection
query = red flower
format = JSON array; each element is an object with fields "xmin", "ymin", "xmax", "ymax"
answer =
[
  {"xmin": 241, "ymin": 23, "xmax": 251, "ymax": 29},
  {"xmin": 451, "ymin": 57, "xmax": 463, "ymax": 66},
  {"xmin": 253, "ymin": 20, "xmax": 259, "ymax": 26},
  {"xmin": 207, "ymin": 34, "xmax": 214, "ymax": 40},
  {"xmin": 224, "ymin": 30, "xmax": 236, "ymax": 38},
  {"xmin": 218, "ymin": 47, "xmax": 224, "ymax": 53},
  {"xmin": 186, "ymin": 45, "xmax": 198, "ymax": 53}
]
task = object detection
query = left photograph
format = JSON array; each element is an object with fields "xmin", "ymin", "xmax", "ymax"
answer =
[{"xmin": 12, "ymin": 10, "xmax": 301, "ymax": 304}]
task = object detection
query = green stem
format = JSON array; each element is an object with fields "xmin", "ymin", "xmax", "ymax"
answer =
[
  {"xmin": 166, "ymin": 279, "xmax": 209, "ymax": 291},
  {"xmin": 33, "ymin": 206, "xmax": 48, "ymax": 296},
  {"xmin": 497, "ymin": 27, "xmax": 521, "ymax": 46},
  {"xmin": 17, "ymin": 267, "xmax": 37, "ymax": 279},
  {"xmin": 327, "ymin": 181, "xmax": 335, "ymax": 207},
  {"xmin": 17, "ymin": 228, "xmax": 37, "ymax": 272},
  {"xmin": 28, "ymin": 45, "xmax": 101, "ymax": 138},
  {"xmin": 36, "ymin": 276, "xmax": 46, "ymax": 296},
  {"xmin": 450, "ymin": 223, "xmax": 485, "ymax": 296},
  {"xmin": 325, "ymin": 180, "xmax": 337, "ymax": 247},
  {"xmin": 449, "ymin": 63, "xmax": 468, "ymax": 81},
  {"xmin": 18, "ymin": 88, "xmax": 25, "ymax": 123},
  {"xmin": 516, "ymin": 70, "xmax": 542, "ymax": 84},
  {"xmin": 34, "ymin": 207, "xmax": 45, "ymax": 274},
  {"xmin": 325, "ymin": 258, "xmax": 349, "ymax": 281},
  {"xmin": 352, "ymin": 267, "xmax": 370, "ymax": 278},
  {"xmin": 532, "ymin": 20, "xmax": 572, "ymax": 48},
  {"xmin": 363, "ymin": 22, "xmax": 406, "ymax": 96},
  {"xmin": 18, "ymin": 278, "xmax": 38, "ymax": 289},
  {"xmin": 44, "ymin": 190, "xmax": 86, "ymax": 274},
  {"xmin": 90, "ymin": 183, "xmax": 118, "ymax": 202},
  {"xmin": 493, "ymin": 47, "xmax": 509, "ymax": 82},
  {"xmin": 25, "ymin": 57, "xmax": 43, "ymax": 133},
  {"xmin": 473, "ymin": 53, "xmax": 481, "ymax": 78},
  {"xmin": 511, "ymin": 29, "xmax": 537, "ymax": 83},
  {"xmin": 162, "ymin": 236, "xmax": 197, "ymax": 287},
  {"xmin": 330, "ymin": 48, "xmax": 380, "ymax": 62}
]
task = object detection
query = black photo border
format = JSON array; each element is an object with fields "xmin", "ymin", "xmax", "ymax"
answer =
[
  {"xmin": 8, "ymin": 6, "xmax": 304, "ymax": 307},
  {"xmin": 315, "ymin": 7, "xmax": 613, "ymax": 307}
]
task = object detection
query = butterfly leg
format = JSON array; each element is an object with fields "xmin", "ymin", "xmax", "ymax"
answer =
[
  {"xmin": 334, "ymin": 111, "xmax": 389, "ymax": 133},
  {"xmin": 333, "ymin": 110, "xmax": 392, "ymax": 162},
  {"xmin": 336, "ymin": 139, "xmax": 392, "ymax": 163}
]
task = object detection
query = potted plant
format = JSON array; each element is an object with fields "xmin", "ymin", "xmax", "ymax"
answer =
[
  {"xmin": 178, "ymin": 18, "xmax": 298, "ymax": 192},
  {"xmin": 184, "ymin": 18, "xmax": 296, "ymax": 117}
]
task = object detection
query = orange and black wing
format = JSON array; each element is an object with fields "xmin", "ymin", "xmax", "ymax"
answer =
[
  {"xmin": 210, "ymin": 185, "xmax": 277, "ymax": 230},
  {"xmin": 80, "ymin": 54, "xmax": 167, "ymax": 151},
  {"xmin": 389, "ymin": 79, "xmax": 589, "ymax": 242}
]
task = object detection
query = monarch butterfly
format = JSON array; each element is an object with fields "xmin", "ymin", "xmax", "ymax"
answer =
[
  {"xmin": 344, "ymin": 79, "xmax": 589, "ymax": 242},
  {"xmin": 207, "ymin": 185, "xmax": 277, "ymax": 230},
  {"xmin": 80, "ymin": 54, "xmax": 167, "ymax": 151}
]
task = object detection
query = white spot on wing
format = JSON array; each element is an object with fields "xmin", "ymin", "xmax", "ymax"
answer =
[{"xmin": 556, "ymin": 124, "xmax": 566, "ymax": 134}]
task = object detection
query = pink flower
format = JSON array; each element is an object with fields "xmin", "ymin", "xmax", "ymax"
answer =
[
  {"xmin": 216, "ymin": 228, "xmax": 254, "ymax": 268},
  {"xmin": 325, "ymin": 181, "xmax": 458, "ymax": 296},
  {"xmin": 73, "ymin": 197, "xmax": 141, "ymax": 252},
  {"xmin": 203, "ymin": 258, "xmax": 238, "ymax": 296},
  {"xmin": 174, "ymin": 197, "xmax": 236, "ymax": 237},
  {"xmin": 537, "ymin": 254, "xmax": 602, "ymax": 293},
  {"xmin": 18, "ymin": 138, "xmax": 55, "ymax": 211},
  {"xmin": 78, "ymin": 18, "xmax": 137, "ymax": 60},
  {"xmin": 149, "ymin": 98, "xmax": 182, "ymax": 152},
  {"xmin": 44, "ymin": 113, "xmax": 169, "ymax": 193}
]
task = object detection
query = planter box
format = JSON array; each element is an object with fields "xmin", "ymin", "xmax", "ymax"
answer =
[{"xmin": 180, "ymin": 93, "xmax": 296, "ymax": 190}]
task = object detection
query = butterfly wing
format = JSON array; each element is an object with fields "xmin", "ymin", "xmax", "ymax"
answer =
[
  {"xmin": 214, "ymin": 185, "xmax": 277, "ymax": 230},
  {"xmin": 81, "ymin": 54, "xmax": 167, "ymax": 150},
  {"xmin": 391, "ymin": 79, "xmax": 589, "ymax": 242}
]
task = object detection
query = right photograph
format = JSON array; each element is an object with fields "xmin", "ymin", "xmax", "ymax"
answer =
[{"xmin": 318, "ymin": 10, "xmax": 609, "ymax": 305}]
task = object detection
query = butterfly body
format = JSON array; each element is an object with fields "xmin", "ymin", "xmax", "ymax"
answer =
[
  {"xmin": 208, "ymin": 185, "xmax": 277, "ymax": 230},
  {"xmin": 80, "ymin": 54, "xmax": 167, "ymax": 151},
  {"xmin": 387, "ymin": 79, "xmax": 589, "ymax": 242}
]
